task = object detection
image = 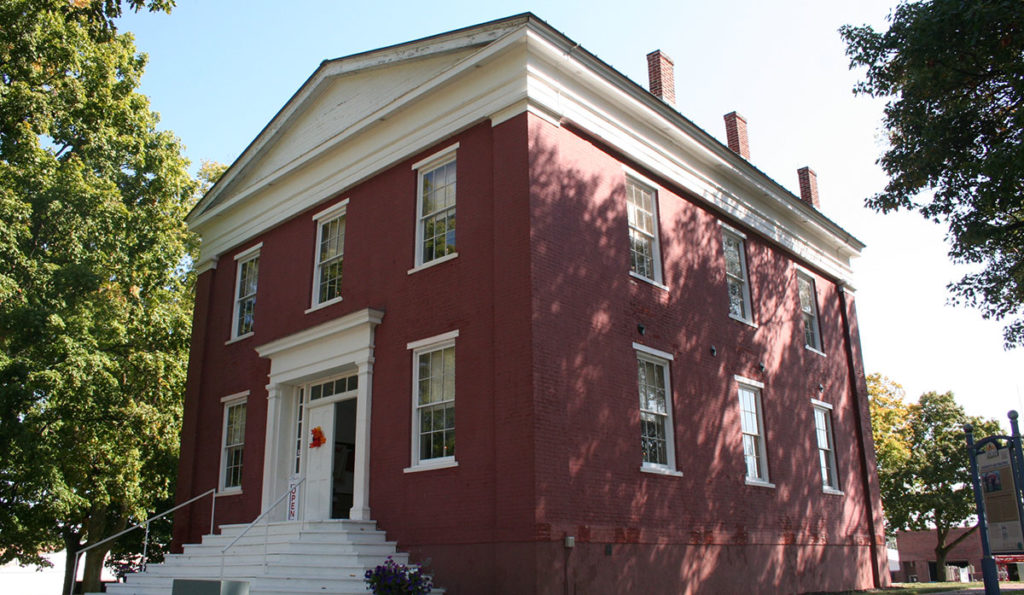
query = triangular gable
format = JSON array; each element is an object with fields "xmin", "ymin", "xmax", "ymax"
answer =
[{"xmin": 189, "ymin": 14, "xmax": 531, "ymax": 224}]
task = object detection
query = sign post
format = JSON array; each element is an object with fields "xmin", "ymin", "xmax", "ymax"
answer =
[
  {"xmin": 966, "ymin": 423, "xmax": 1002, "ymax": 594},
  {"xmin": 965, "ymin": 411, "xmax": 1024, "ymax": 594}
]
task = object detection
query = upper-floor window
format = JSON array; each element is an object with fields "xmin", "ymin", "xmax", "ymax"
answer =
[
  {"xmin": 721, "ymin": 226, "xmax": 752, "ymax": 323},
  {"xmin": 737, "ymin": 378, "xmax": 770, "ymax": 486},
  {"xmin": 635, "ymin": 343, "xmax": 677, "ymax": 474},
  {"xmin": 311, "ymin": 200, "xmax": 348, "ymax": 308},
  {"xmin": 221, "ymin": 394, "xmax": 248, "ymax": 492},
  {"xmin": 625, "ymin": 177, "xmax": 663, "ymax": 285},
  {"xmin": 407, "ymin": 330, "xmax": 459, "ymax": 470},
  {"xmin": 231, "ymin": 243, "xmax": 261, "ymax": 340},
  {"xmin": 797, "ymin": 272, "xmax": 823, "ymax": 352},
  {"xmin": 813, "ymin": 400, "xmax": 840, "ymax": 492},
  {"xmin": 413, "ymin": 144, "xmax": 458, "ymax": 269}
]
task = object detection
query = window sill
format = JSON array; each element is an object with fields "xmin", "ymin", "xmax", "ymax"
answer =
[
  {"xmin": 805, "ymin": 345, "xmax": 826, "ymax": 357},
  {"xmin": 729, "ymin": 314, "xmax": 758, "ymax": 329},
  {"xmin": 403, "ymin": 458, "xmax": 458, "ymax": 473},
  {"xmin": 823, "ymin": 487, "xmax": 844, "ymax": 496},
  {"xmin": 305, "ymin": 296, "xmax": 343, "ymax": 314},
  {"xmin": 225, "ymin": 332, "xmax": 254, "ymax": 346},
  {"xmin": 216, "ymin": 488, "xmax": 242, "ymax": 497},
  {"xmin": 408, "ymin": 252, "xmax": 459, "ymax": 275},
  {"xmin": 641, "ymin": 464, "xmax": 683, "ymax": 477},
  {"xmin": 744, "ymin": 477, "xmax": 776, "ymax": 489},
  {"xmin": 629, "ymin": 271, "xmax": 669, "ymax": 292}
]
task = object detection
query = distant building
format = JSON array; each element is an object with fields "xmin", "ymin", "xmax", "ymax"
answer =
[
  {"xmin": 144, "ymin": 13, "xmax": 886, "ymax": 594},
  {"xmin": 894, "ymin": 528, "xmax": 1024, "ymax": 583}
]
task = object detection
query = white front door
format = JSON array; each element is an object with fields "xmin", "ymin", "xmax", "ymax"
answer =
[{"xmin": 303, "ymin": 401, "xmax": 335, "ymax": 520}]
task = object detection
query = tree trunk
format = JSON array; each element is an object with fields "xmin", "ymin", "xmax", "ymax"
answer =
[
  {"xmin": 62, "ymin": 531, "xmax": 81, "ymax": 595},
  {"xmin": 82, "ymin": 546, "xmax": 109, "ymax": 593},
  {"xmin": 935, "ymin": 549, "xmax": 948, "ymax": 581}
]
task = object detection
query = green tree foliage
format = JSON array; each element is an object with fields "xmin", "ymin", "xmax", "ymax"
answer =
[
  {"xmin": 841, "ymin": 0, "xmax": 1024, "ymax": 348},
  {"xmin": 0, "ymin": 0, "xmax": 194, "ymax": 592},
  {"xmin": 867, "ymin": 374, "xmax": 1001, "ymax": 574}
]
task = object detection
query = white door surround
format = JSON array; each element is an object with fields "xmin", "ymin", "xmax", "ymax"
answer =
[{"xmin": 255, "ymin": 308, "xmax": 384, "ymax": 521}]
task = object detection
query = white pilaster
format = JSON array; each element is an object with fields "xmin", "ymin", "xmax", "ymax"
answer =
[
  {"xmin": 350, "ymin": 358, "xmax": 374, "ymax": 521},
  {"xmin": 261, "ymin": 384, "xmax": 283, "ymax": 516}
]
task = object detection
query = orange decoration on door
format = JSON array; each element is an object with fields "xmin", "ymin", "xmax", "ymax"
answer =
[{"xmin": 310, "ymin": 426, "xmax": 326, "ymax": 448}]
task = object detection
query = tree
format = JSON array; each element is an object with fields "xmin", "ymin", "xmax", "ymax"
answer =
[
  {"xmin": 0, "ymin": 0, "xmax": 195, "ymax": 592},
  {"xmin": 841, "ymin": 0, "xmax": 1024, "ymax": 348},
  {"xmin": 867, "ymin": 374, "xmax": 1001, "ymax": 576}
]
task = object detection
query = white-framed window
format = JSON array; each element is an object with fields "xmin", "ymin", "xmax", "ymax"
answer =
[
  {"xmin": 311, "ymin": 200, "xmax": 348, "ymax": 308},
  {"xmin": 220, "ymin": 394, "xmax": 248, "ymax": 492},
  {"xmin": 736, "ymin": 378, "xmax": 770, "ymax": 485},
  {"xmin": 634, "ymin": 343, "xmax": 677, "ymax": 474},
  {"xmin": 721, "ymin": 226, "xmax": 752, "ymax": 323},
  {"xmin": 797, "ymin": 271, "xmax": 823, "ymax": 352},
  {"xmin": 230, "ymin": 243, "xmax": 261, "ymax": 340},
  {"xmin": 413, "ymin": 144, "xmax": 458, "ymax": 269},
  {"xmin": 407, "ymin": 331, "xmax": 458, "ymax": 469},
  {"xmin": 625, "ymin": 176, "xmax": 663, "ymax": 285},
  {"xmin": 812, "ymin": 399, "xmax": 840, "ymax": 492}
]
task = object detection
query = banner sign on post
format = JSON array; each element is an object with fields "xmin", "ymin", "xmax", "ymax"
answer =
[
  {"xmin": 979, "ymin": 443, "xmax": 1024, "ymax": 553},
  {"xmin": 286, "ymin": 475, "xmax": 301, "ymax": 521}
]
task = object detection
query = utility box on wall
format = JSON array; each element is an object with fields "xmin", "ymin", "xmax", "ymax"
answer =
[{"xmin": 171, "ymin": 579, "xmax": 250, "ymax": 595}]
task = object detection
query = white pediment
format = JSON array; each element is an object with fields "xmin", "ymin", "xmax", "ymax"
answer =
[{"xmin": 225, "ymin": 50, "xmax": 478, "ymax": 202}]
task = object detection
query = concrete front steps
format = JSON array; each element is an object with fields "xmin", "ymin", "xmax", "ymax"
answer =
[{"xmin": 97, "ymin": 519, "xmax": 440, "ymax": 595}]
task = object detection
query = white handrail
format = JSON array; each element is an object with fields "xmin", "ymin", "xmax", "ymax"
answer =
[
  {"xmin": 220, "ymin": 477, "xmax": 305, "ymax": 577},
  {"xmin": 68, "ymin": 488, "xmax": 217, "ymax": 595}
]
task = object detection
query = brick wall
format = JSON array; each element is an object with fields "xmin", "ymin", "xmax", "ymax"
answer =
[{"xmin": 175, "ymin": 110, "xmax": 884, "ymax": 593}]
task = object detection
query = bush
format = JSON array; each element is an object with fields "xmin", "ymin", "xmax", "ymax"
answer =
[{"xmin": 364, "ymin": 556, "xmax": 433, "ymax": 594}]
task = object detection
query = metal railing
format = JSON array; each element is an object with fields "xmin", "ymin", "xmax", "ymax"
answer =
[
  {"xmin": 220, "ymin": 476, "xmax": 304, "ymax": 578},
  {"xmin": 67, "ymin": 488, "xmax": 217, "ymax": 595}
]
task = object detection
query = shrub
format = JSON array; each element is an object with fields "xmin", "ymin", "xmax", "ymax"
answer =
[{"xmin": 364, "ymin": 556, "xmax": 433, "ymax": 594}]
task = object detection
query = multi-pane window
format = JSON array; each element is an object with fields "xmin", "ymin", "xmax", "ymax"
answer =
[
  {"xmin": 234, "ymin": 256, "xmax": 258, "ymax": 337},
  {"xmin": 738, "ymin": 383, "xmax": 768, "ymax": 483},
  {"xmin": 222, "ymin": 399, "xmax": 247, "ymax": 491},
  {"xmin": 316, "ymin": 214, "xmax": 346, "ymax": 304},
  {"xmin": 626, "ymin": 178, "xmax": 662, "ymax": 283},
  {"xmin": 412, "ymin": 338, "xmax": 456, "ymax": 464},
  {"xmin": 798, "ymin": 272, "xmax": 823, "ymax": 352},
  {"xmin": 637, "ymin": 352, "xmax": 675, "ymax": 470},
  {"xmin": 230, "ymin": 243, "xmax": 261, "ymax": 340},
  {"xmin": 417, "ymin": 157, "xmax": 457, "ymax": 266},
  {"xmin": 814, "ymin": 403, "xmax": 840, "ymax": 491},
  {"xmin": 722, "ymin": 228, "xmax": 752, "ymax": 322}
]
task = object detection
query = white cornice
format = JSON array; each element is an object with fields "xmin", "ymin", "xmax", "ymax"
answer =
[
  {"xmin": 256, "ymin": 308, "xmax": 385, "ymax": 359},
  {"xmin": 189, "ymin": 15, "xmax": 863, "ymax": 284}
]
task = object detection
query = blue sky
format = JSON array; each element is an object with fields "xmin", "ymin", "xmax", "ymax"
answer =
[{"xmin": 116, "ymin": 0, "xmax": 1021, "ymax": 424}]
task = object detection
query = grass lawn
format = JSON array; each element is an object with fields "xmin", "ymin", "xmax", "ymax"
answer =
[{"xmin": 843, "ymin": 581, "xmax": 1024, "ymax": 594}]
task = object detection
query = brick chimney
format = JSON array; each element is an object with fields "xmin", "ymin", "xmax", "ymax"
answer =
[
  {"xmin": 797, "ymin": 166, "xmax": 819, "ymax": 208},
  {"xmin": 647, "ymin": 50, "xmax": 675, "ymax": 105},
  {"xmin": 723, "ymin": 112, "xmax": 749, "ymax": 159}
]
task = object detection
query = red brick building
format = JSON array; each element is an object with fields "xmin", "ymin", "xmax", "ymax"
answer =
[
  {"xmin": 893, "ymin": 528, "xmax": 982, "ymax": 582},
  {"xmin": 168, "ymin": 13, "xmax": 886, "ymax": 594}
]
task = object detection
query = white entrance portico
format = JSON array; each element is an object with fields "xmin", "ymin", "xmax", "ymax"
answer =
[{"xmin": 255, "ymin": 308, "xmax": 383, "ymax": 521}]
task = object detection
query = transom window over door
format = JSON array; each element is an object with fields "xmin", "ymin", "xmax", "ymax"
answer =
[
  {"xmin": 625, "ymin": 176, "xmax": 663, "ymax": 285},
  {"xmin": 413, "ymin": 143, "xmax": 459, "ymax": 269}
]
